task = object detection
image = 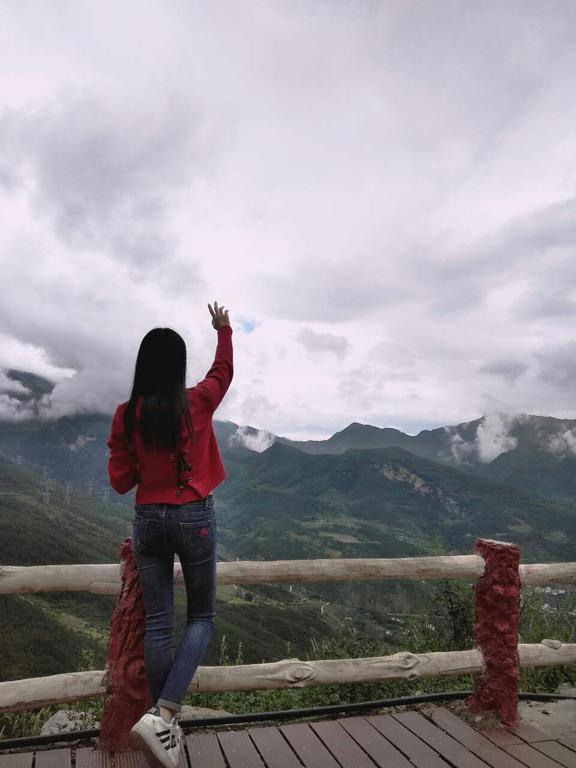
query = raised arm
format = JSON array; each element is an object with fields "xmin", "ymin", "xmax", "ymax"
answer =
[{"xmin": 194, "ymin": 301, "xmax": 234, "ymax": 412}]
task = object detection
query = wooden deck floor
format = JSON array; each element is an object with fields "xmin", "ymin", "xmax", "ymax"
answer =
[{"xmin": 2, "ymin": 706, "xmax": 576, "ymax": 768}]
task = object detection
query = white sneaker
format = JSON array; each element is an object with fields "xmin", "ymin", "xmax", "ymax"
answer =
[{"xmin": 130, "ymin": 705, "xmax": 184, "ymax": 768}]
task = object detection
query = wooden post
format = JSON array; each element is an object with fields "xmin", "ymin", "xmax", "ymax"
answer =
[
  {"xmin": 99, "ymin": 538, "xmax": 151, "ymax": 751},
  {"xmin": 466, "ymin": 538, "xmax": 521, "ymax": 728}
]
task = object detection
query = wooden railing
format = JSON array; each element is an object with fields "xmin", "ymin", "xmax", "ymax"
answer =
[
  {"xmin": 1, "ymin": 540, "xmax": 576, "ymax": 732},
  {"xmin": 3, "ymin": 555, "xmax": 576, "ymax": 592}
]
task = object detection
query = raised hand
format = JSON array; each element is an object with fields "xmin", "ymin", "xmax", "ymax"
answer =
[{"xmin": 207, "ymin": 301, "xmax": 231, "ymax": 330}]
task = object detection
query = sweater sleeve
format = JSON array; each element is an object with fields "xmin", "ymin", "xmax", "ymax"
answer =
[
  {"xmin": 106, "ymin": 406, "xmax": 140, "ymax": 494},
  {"xmin": 194, "ymin": 325, "xmax": 234, "ymax": 413}
]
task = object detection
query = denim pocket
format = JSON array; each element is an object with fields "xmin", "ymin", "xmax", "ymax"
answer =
[
  {"xmin": 132, "ymin": 518, "xmax": 151, "ymax": 554},
  {"xmin": 177, "ymin": 518, "xmax": 215, "ymax": 563}
]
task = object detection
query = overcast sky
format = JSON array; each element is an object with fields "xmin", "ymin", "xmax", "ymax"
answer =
[{"xmin": 1, "ymin": 0, "xmax": 576, "ymax": 440}]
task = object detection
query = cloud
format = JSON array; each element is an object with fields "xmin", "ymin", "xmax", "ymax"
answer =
[
  {"xmin": 534, "ymin": 341, "xmax": 576, "ymax": 390},
  {"xmin": 0, "ymin": 370, "xmax": 30, "ymax": 397},
  {"xmin": 295, "ymin": 327, "xmax": 350, "ymax": 359},
  {"xmin": 0, "ymin": 89, "xmax": 204, "ymax": 275},
  {"xmin": 444, "ymin": 427, "xmax": 478, "ymax": 464},
  {"xmin": 547, "ymin": 428, "xmax": 576, "ymax": 456},
  {"xmin": 1, "ymin": 1, "xmax": 576, "ymax": 437},
  {"xmin": 228, "ymin": 425, "xmax": 276, "ymax": 452},
  {"xmin": 475, "ymin": 413, "xmax": 519, "ymax": 462},
  {"xmin": 0, "ymin": 370, "xmax": 32, "ymax": 420},
  {"xmin": 446, "ymin": 412, "xmax": 518, "ymax": 464},
  {"xmin": 478, "ymin": 359, "xmax": 528, "ymax": 383}
]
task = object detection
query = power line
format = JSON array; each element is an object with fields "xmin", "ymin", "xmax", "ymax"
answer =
[{"xmin": 42, "ymin": 477, "xmax": 51, "ymax": 506}]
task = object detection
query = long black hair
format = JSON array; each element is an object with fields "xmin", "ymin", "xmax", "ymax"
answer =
[{"xmin": 123, "ymin": 327, "xmax": 195, "ymax": 451}]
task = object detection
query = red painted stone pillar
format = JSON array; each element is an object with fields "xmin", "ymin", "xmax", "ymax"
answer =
[
  {"xmin": 466, "ymin": 538, "xmax": 521, "ymax": 729},
  {"xmin": 99, "ymin": 538, "xmax": 151, "ymax": 751}
]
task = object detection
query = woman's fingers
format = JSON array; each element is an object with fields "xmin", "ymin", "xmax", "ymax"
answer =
[{"xmin": 208, "ymin": 301, "xmax": 229, "ymax": 325}]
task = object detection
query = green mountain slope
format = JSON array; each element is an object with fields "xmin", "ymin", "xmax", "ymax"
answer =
[
  {"xmin": 3, "ymin": 408, "xmax": 576, "ymax": 504},
  {"xmin": 472, "ymin": 445, "xmax": 576, "ymax": 504},
  {"xmin": 0, "ymin": 457, "xmax": 130, "ymax": 566},
  {"xmin": 279, "ymin": 414, "xmax": 576, "ymax": 504},
  {"xmin": 216, "ymin": 442, "xmax": 576, "ymax": 564},
  {"xmin": 0, "ymin": 457, "xmax": 336, "ymax": 681}
]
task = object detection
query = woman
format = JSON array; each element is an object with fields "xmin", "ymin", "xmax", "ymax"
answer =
[{"xmin": 106, "ymin": 301, "xmax": 233, "ymax": 768}]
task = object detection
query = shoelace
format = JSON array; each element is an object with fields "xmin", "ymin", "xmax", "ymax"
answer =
[{"xmin": 166, "ymin": 715, "xmax": 180, "ymax": 751}]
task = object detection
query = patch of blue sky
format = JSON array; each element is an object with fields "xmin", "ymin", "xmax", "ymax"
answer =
[{"xmin": 236, "ymin": 317, "xmax": 259, "ymax": 334}]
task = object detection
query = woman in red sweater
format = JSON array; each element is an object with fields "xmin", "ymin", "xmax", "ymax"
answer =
[{"xmin": 106, "ymin": 301, "xmax": 233, "ymax": 768}]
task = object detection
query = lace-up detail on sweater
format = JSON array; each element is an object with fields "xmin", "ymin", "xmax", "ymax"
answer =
[{"xmin": 170, "ymin": 449, "xmax": 192, "ymax": 497}]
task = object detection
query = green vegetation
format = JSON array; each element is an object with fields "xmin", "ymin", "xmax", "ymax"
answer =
[{"xmin": 1, "ymin": 581, "xmax": 574, "ymax": 741}]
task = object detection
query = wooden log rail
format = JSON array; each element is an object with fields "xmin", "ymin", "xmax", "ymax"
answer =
[
  {"xmin": 1, "ymin": 642, "xmax": 575, "ymax": 713},
  {"xmin": 2, "ymin": 556, "xmax": 576, "ymax": 594}
]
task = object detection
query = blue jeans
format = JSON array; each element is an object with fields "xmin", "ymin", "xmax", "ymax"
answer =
[{"xmin": 132, "ymin": 494, "xmax": 217, "ymax": 713}]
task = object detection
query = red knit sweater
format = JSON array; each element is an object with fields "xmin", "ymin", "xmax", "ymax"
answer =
[{"xmin": 107, "ymin": 325, "xmax": 233, "ymax": 504}]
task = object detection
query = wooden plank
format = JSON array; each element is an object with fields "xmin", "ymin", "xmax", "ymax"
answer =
[
  {"xmin": 508, "ymin": 724, "xmax": 552, "ymax": 743},
  {"xmin": 184, "ymin": 731, "xmax": 227, "ymax": 768},
  {"xmin": 311, "ymin": 719, "xmax": 378, "ymax": 768},
  {"xmin": 393, "ymin": 711, "xmax": 498, "ymax": 768},
  {"xmin": 532, "ymin": 742, "xmax": 576, "ymax": 768},
  {"xmin": 427, "ymin": 707, "xmax": 526, "ymax": 768},
  {"xmin": 557, "ymin": 738, "xmax": 576, "ymax": 754},
  {"xmin": 112, "ymin": 748, "xmax": 149, "ymax": 767},
  {"xmin": 247, "ymin": 725, "xmax": 303, "ymax": 768},
  {"xmin": 480, "ymin": 727, "xmax": 525, "ymax": 748},
  {"xmin": 0, "ymin": 753, "xmax": 33, "ymax": 768},
  {"xmin": 337, "ymin": 715, "xmax": 415, "ymax": 768},
  {"xmin": 279, "ymin": 722, "xmax": 342, "ymax": 768},
  {"xmin": 177, "ymin": 743, "xmax": 188, "ymax": 768},
  {"xmin": 75, "ymin": 748, "xmax": 113, "ymax": 767},
  {"xmin": 504, "ymin": 743, "xmax": 572, "ymax": 768},
  {"xmin": 125, "ymin": 741, "xmax": 187, "ymax": 768},
  {"xmin": 218, "ymin": 729, "xmax": 267, "ymax": 768},
  {"xmin": 475, "ymin": 721, "xmax": 551, "ymax": 748},
  {"xmin": 35, "ymin": 749, "xmax": 73, "ymax": 768},
  {"xmin": 364, "ymin": 713, "xmax": 452, "ymax": 767}
]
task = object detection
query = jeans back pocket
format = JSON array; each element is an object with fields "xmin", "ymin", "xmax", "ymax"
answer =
[
  {"xmin": 177, "ymin": 518, "xmax": 215, "ymax": 564},
  {"xmin": 132, "ymin": 518, "xmax": 151, "ymax": 555}
]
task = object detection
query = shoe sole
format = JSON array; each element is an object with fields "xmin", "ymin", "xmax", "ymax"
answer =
[{"xmin": 130, "ymin": 720, "xmax": 178, "ymax": 768}]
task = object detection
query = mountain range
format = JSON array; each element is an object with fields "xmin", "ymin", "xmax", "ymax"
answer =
[
  {"xmin": 275, "ymin": 413, "xmax": 576, "ymax": 504},
  {"xmin": 2, "ymin": 375, "xmax": 576, "ymax": 681}
]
